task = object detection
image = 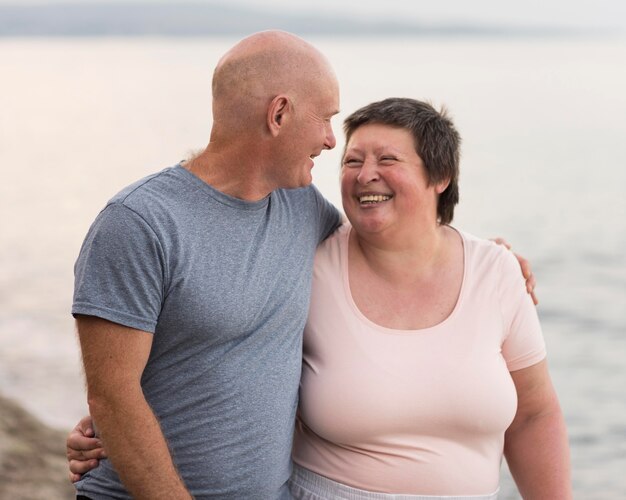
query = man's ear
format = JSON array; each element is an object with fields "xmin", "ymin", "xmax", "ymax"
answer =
[{"xmin": 267, "ymin": 95, "xmax": 290, "ymax": 137}]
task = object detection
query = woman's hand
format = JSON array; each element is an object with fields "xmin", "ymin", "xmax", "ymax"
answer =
[{"xmin": 66, "ymin": 415, "xmax": 106, "ymax": 482}]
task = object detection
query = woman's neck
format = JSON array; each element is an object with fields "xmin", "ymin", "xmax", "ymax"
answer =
[
  {"xmin": 347, "ymin": 222, "xmax": 464, "ymax": 330},
  {"xmin": 350, "ymin": 223, "xmax": 455, "ymax": 285}
]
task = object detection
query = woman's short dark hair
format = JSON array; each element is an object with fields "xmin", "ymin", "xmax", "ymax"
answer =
[{"xmin": 343, "ymin": 97, "xmax": 461, "ymax": 225}]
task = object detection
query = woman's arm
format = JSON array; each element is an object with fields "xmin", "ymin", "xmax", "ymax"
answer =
[{"xmin": 504, "ymin": 360, "xmax": 572, "ymax": 499}]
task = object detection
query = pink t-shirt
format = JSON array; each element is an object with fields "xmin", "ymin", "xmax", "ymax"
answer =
[{"xmin": 292, "ymin": 223, "xmax": 546, "ymax": 496}]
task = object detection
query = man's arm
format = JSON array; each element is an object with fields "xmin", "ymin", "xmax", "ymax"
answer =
[
  {"xmin": 504, "ymin": 360, "xmax": 572, "ymax": 499},
  {"xmin": 77, "ymin": 315, "xmax": 191, "ymax": 500},
  {"xmin": 491, "ymin": 237, "xmax": 538, "ymax": 304}
]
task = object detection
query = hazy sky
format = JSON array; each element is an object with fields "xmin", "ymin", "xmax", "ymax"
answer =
[{"xmin": 2, "ymin": 0, "xmax": 625, "ymax": 32}]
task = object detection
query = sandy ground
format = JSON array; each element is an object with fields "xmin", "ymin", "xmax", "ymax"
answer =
[{"xmin": 0, "ymin": 394, "xmax": 75, "ymax": 499}]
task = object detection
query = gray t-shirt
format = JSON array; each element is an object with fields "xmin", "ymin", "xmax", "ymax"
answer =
[{"xmin": 72, "ymin": 164, "xmax": 341, "ymax": 499}]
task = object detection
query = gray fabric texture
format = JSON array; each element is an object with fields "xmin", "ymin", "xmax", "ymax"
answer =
[{"xmin": 72, "ymin": 164, "xmax": 340, "ymax": 499}]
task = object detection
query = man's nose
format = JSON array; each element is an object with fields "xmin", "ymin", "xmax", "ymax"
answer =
[{"xmin": 324, "ymin": 124, "xmax": 337, "ymax": 150}]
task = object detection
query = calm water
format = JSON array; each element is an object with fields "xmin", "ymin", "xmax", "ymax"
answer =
[{"xmin": 1, "ymin": 37, "xmax": 624, "ymax": 499}]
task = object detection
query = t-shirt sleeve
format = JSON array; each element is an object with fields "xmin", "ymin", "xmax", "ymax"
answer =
[
  {"xmin": 310, "ymin": 184, "xmax": 341, "ymax": 243},
  {"xmin": 72, "ymin": 203, "xmax": 166, "ymax": 333},
  {"xmin": 498, "ymin": 249, "xmax": 546, "ymax": 371}
]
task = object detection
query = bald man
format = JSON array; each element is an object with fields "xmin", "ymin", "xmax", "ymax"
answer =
[{"xmin": 70, "ymin": 31, "xmax": 341, "ymax": 499}]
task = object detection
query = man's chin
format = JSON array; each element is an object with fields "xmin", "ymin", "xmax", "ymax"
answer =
[{"xmin": 293, "ymin": 171, "xmax": 314, "ymax": 189}]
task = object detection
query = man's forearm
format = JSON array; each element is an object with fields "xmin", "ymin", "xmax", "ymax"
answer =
[
  {"xmin": 89, "ymin": 389, "xmax": 192, "ymax": 500},
  {"xmin": 77, "ymin": 317, "xmax": 191, "ymax": 499}
]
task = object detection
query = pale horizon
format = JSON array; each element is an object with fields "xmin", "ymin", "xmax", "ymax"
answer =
[{"xmin": 0, "ymin": 0, "xmax": 624, "ymax": 34}]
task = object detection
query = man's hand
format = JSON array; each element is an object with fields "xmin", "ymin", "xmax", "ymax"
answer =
[
  {"xmin": 67, "ymin": 415, "xmax": 106, "ymax": 483},
  {"xmin": 491, "ymin": 237, "xmax": 538, "ymax": 305}
]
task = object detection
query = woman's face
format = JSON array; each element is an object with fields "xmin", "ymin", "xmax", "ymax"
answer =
[{"xmin": 340, "ymin": 123, "xmax": 444, "ymax": 236}]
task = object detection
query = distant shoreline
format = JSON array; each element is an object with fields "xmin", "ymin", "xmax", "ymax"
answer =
[{"xmin": 0, "ymin": 3, "xmax": 606, "ymax": 38}]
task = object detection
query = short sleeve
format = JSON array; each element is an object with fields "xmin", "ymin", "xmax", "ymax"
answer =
[
  {"xmin": 310, "ymin": 184, "xmax": 341, "ymax": 243},
  {"xmin": 72, "ymin": 203, "xmax": 166, "ymax": 333},
  {"xmin": 498, "ymin": 249, "xmax": 546, "ymax": 371}
]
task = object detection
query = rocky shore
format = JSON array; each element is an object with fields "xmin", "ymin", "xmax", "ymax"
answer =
[{"xmin": 0, "ymin": 394, "xmax": 74, "ymax": 499}]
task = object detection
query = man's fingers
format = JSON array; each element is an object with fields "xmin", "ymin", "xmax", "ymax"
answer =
[
  {"xmin": 69, "ymin": 458, "xmax": 100, "ymax": 475},
  {"xmin": 525, "ymin": 270, "xmax": 537, "ymax": 292},
  {"xmin": 513, "ymin": 252, "xmax": 539, "ymax": 305},
  {"xmin": 514, "ymin": 253, "xmax": 531, "ymax": 280},
  {"xmin": 491, "ymin": 237, "xmax": 512, "ymax": 250},
  {"xmin": 491, "ymin": 241, "xmax": 539, "ymax": 304}
]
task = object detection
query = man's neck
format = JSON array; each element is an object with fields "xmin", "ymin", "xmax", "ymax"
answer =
[{"xmin": 183, "ymin": 150, "xmax": 273, "ymax": 202}]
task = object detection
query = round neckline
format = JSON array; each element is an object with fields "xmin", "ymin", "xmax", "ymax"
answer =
[
  {"xmin": 173, "ymin": 163, "xmax": 271, "ymax": 211},
  {"xmin": 340, "ymin": 223, "xmax": 468, "ymax": 335}
]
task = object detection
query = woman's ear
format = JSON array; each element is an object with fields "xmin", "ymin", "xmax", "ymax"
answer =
[
  {"xmin": 267, "ymin": 95, "xmax": 290, "ymax": 137},
  {"xmin": 435, "ymin": 179, "xmax": 450, "ymax": 194}
]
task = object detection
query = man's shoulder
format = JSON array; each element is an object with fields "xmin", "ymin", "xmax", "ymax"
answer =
[
  {"xmin": 108, "ymin": 165, "xmax": 180, "ymax": 208},
  {"xmin": 87, "ymin": 165, "xmax": 192, "ymax": 242}
]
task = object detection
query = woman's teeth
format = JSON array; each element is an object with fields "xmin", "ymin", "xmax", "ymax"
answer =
[{"xmin": 358, "ymin": 194, "xmax": 391, "ymax": 204}]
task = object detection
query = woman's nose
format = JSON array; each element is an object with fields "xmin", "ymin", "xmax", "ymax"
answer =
[{"xmin": 357, "ymin": 159, "xmax": 379, "ymax": 184}]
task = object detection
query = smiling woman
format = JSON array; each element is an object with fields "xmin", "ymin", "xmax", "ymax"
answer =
[
  {"xmin": 341, "ymin": 98, "xmax": 459, "ymax": 226},
  {"xmin": 290, "ymin": 97, "xmax": 572, "ymax": 499},
  {"xmin": 341, "ymin": 123, "xmax": 447, "ymax": 237}
]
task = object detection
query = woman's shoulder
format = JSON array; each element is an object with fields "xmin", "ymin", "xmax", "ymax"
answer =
[
  {"xmin": 315, "ymin": 222, "xmax": 350, "ymax": 258},
  {"xmin": 455, "ymin": 227, "xmax": 521, "ymax": 277},
  {"xmin": 456, "ymin": 227, "xmax": 507, "ymax": 257},
  {"xmin": 321, "ymin": 221, "xmax": 350, "ymax": 243}
]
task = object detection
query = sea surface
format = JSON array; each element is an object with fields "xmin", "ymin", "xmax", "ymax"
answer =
[{"xmin": 0, "ymin": 36, "xmax": 624, "ymax": 499}]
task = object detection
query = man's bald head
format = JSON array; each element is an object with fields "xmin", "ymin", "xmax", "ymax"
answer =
[{"xmin": 211, "ymin": 31, "xmax": 337, "ymax": 133}]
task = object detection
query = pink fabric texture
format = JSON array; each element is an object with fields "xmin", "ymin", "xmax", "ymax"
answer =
[{"xmin": 293, "ymin": 223, "xmax": 546, "ymax": 496}]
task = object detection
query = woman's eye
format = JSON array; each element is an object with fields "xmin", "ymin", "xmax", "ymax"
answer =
[
  {"xmin": 380, "ymin": 156, "xmax": 396, "ymax": 163},
  {"xmin": 343, "ymin": 159, "xmax": 362, "ymax": 167}
]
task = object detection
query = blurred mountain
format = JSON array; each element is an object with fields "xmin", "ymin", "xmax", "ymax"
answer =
[{"xmin": 0, "ymin": 2, "xmax": 564, "ymax": 36}]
